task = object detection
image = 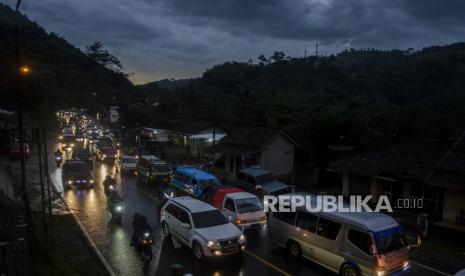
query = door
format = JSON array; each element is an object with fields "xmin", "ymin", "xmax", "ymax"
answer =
[
  {"xmin": 176, "ymin": 208, "xmax": 192, "ymax": 245},
  {"xmin": 344, "ymin": 228, "xmax": 376, "ymax": 276},
  {"xmin": 169, "ymin": 205, "xmax": 191, "ymax": 245},
  {"xmin": 295, "ymin": 211, "xmax": 319, "ymax": 259},
  {"xmin": 313, "ymin": 217, "xmax": 344, "ymax": 271}
]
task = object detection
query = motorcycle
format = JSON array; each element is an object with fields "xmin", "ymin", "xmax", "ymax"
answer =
[
  {"xmin": 134, "ymin": 231, "xmax": 153, "ymax": 262},
  {"xmin": 55, "ymin": 155, "xmax": 63, "ymax": 166},
  {"xmin": 109, "ymin": 202, "xmax": 124, "ymax": 222},
  {"xmin": 104, "ymin": 184, "xmax": 115, "ymax": 195}
]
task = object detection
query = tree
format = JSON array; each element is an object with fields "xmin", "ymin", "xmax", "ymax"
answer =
[
  {"xmin": 85, "ymin": 41, "xmax": 123, "ymax": 72},
  {"xmin": 270, "ymin": 51, "xmax": 286, "ymax": 63}
]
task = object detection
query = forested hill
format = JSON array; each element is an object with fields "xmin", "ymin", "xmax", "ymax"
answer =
[
  {"xmin": 0, "ymin": 4, "xmax": 133, "ymax": 119},
  {"xmin": 137, "ymin": 43, "xmax": 465, "ymax": 149}
]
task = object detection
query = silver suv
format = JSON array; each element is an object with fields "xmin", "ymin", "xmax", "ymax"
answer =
[{"xmin": 160, "ymin": 197, "xmax": 246, "ymax": 260}]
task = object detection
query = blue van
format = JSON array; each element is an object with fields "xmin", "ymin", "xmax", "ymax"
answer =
[{"xmin": 170, "ymin": 166, "xmax": 221, "ymax": 197}]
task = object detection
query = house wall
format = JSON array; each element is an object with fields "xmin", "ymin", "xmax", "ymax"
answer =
[
  {"xmin": 260, "ymin": 135, "xmax": 295, "ymax": 177},
  {"xmin": 443, "ymin": 189, "xmax": 465, "ymax": 223}
]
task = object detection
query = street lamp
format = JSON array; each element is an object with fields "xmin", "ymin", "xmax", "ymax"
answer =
[{"xmin": 20, "ymin": 65, "xmax": 30, "ymax": 74}]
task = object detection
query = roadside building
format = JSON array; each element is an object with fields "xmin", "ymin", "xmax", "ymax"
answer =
[
  {"xmin": 217, "ymin": 127, "xmax": 299, "ymax": 183},
  {"xmin": 170, "ymin": 121, "xmax": 227, "ymax": 158},
  {"xmin": 327, "ymin": 134, "xmax": 465, "ymax": 226},
  {"xmin": 108, "ymin": 106, "xmax": 120, "ymax": 123}
]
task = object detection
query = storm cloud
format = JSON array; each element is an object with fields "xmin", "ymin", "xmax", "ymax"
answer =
[{"xmin": 3, "ymin": 0, "xmax": 465, "ymax": 83}]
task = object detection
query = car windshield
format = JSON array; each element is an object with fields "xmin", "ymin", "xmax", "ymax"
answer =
[
  {"xmin": 62, "ymin": 136, "xmax": 75, "ymax": 142},
  {"xmin": 270, "ymin": 186, "xmax": 292, "ymax": 196},
  {"xmin": 374, "ymin": 227, "xmax": 408, "ymax": 254},
  {"xmin": 236, "ymin": 197, "xmax": 263, "ymax": 213},
  {"xmin": 102, "ymin": 148, "xmax": 116, "ymax": 154},
  {"xmin": 64, "ymin": 163, "xmax": 91, "ymax": 176},
  {"xmin": 198, "ymin": 178, "xmax": 221, "ymax": 188},
  {"xmin": 191, "ymin": 210, "xmax": 228, "ymax": 228},
  {"xmin": 74, "ymin": 150, "xmax": 90, "ymax": 159},
  {"xmin": 151, "ymin": 164, "xmax": 170, "ymax": 172},
  {"xmin": 122, "ymin": 157, "xmax": 137, "ymax": 163},
  {"xmin": 256, "ymin": 173, "xmax": 275, "ymax": 185}
]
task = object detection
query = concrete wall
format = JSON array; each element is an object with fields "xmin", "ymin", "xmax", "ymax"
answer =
[
  {"xmin": 443, "ymin": 189, "xmax": 465, "ymax": 222},
  {"xmin": 260, "ymin": 135, "xmax": 295, "ymax": 176}
]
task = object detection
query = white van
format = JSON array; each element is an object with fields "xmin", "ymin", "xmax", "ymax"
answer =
[
  {"xmin": 221, "ymin": 192, "xmax": 267, "ymax": 230},
  {"xmin": 268, "ymin": 193, "xmax": 418, "ymax": 276}
]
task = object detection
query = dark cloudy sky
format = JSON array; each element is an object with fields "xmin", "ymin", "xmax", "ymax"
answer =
[{"xmin": 3, "ymin": 0, "xmax": 465, "ymax": 84}]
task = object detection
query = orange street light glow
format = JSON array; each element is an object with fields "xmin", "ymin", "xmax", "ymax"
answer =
[{"xmin": 20, "ymin": 66, "xmax": 30, "ymax": 74}]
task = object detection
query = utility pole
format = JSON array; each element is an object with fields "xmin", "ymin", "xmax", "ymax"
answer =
[
  {"xmin": 304, "ymin": 44, "xmax": 307, "ymax": 58},
  {"xmin": 14, "ymin": 0, "xmax": 34, "ymax": 247},
  {"xmin": 211, "ymin": 93, "xmax": 217, "ymax": 174},
  {"xmin": 315, "ymin": 43, "xmax": 318, "ymax": 57},
  {"xmin": 36, "ymin": 129, "xmax": 47, "ymax": 238},
  {"xmin": 42, "ymin": 129, "xmax": 53, "ymax": 238}
]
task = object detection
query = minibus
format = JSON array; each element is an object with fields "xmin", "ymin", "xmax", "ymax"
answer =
[
  {"xmin": 267, "ymin": 193, "xmax": 419, "ymax": 276},
  {"xmin": 170, "ymin": 166, "xmax": 221, "ymax": 197}
]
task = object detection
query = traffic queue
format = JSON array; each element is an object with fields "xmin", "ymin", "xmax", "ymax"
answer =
[{"xmin": 55, "ymin": 109, "xmax": 419, "ymax": 276}]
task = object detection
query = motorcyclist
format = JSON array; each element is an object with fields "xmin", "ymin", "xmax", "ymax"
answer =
[
  {"xmin": 103, "ymin": 175, "xmax": 116, "ymax": 194},
  {"xmin": 131, "ymin": 212, "xmax": 151, "ymax": 246},
  {"xmin": 107, "ymin": 190, "xmax": 123, "ymax": 208},
  {"xmin": 54, "ymin": 148, "xmax": 63, "ymax": 158}
]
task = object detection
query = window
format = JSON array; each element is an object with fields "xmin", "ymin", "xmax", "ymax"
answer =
[
  {"xmin": 246, "ymin": 175, "xmax": 256, "ymax": 186},
  {"xmin": 177, "ymin": 208, "xmax": 191, "ymax": 224},
  {"xmin": 237, "ymin": 172, "xmax": 245, "ymax": 181},
  {"xmin": 348, "ymin": 229, "xmax": 373, "ymax": 255},
  {"xmin": 296, "ymin": 211, "xmax": 318, "ymax": 233},
  {"xmin": 224, "ymin": 198, "xmax": 236, "ymax": 212},
  {"xmin": 273, "ymin": 211, "xmax": 296, "ymax": 225},
  {"xmin": 191, "ymin": 210, "xmax": 228, "ymax": 228},
  {"xmin": 165, "ymin": 204, "xmax": 177, "ymax": 216},
  {"xmin": 317, "ymin": 218, "xmax": 341, "ymax": 240}
]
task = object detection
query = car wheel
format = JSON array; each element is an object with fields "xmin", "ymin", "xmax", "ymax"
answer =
[
  {"xmin": 287, "ymin": 240, "xmax": 302, "ymax": 258},
  {"xmin": 162, "ymin": 222, "xmax": 171, "ymax": 238},
  {"xmin": 192, "ymin": 242, "xmax": 204, "ymax": 261},
  {"xmin": 341, "ymin": 264, "xmax": 360, "ymax": 276}
]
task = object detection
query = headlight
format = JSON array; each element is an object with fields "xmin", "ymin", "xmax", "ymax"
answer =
[
  {"xmin": 89, "ymin": 179, "xmax": 94, "ymax": 184},
  {"xmin": 62, "ymin": 143, "xmax": 67, "ymax": 147},
  {"xmin": 403, "ymin": 261, "xmax": 409, "ymax": 269},
  {"xmin": 114, "ymin": 154, "xmax": 117, "ymax": 158},
  {"xmin": 59, "ymin": 135, "xmax": 63, "ymax": 139},
  {"xmin": 375, "ymin": 267, "xmax": 387, "ymax": 276},
  {"xmin": 67, "ymin": 180, "xmax": 73, "ymax": 184},
  {"xmin": 239, "ymin": 234, "xmax": 246, "ymax": 243},
  {"xmin": 207, "ymin": 240, "xmax": 219, "ymax": 247},
  {"xmin": 70, "ymin": 143, "xmax": 75, "ymax": 147},
  {"xmin": 144, "ymin": 232, "xmax": 150, "ymax": 238},
  {"xmin": 115, "ymin": 205, "xmax": 123, "ymax": 212},
  {"xmin": 103, "ymin": 154, "xmax": 106, "ymax": 158}
]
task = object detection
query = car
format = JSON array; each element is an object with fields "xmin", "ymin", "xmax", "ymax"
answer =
[
  {"xmin": 160, "ymin": 196, "xmax": 246, "ymax": 260},
  {"xmin": 268, "ymin": 193, "xmax": 417, "ymax": 276},
  {"xmin": 96, "ymin": 146, "xmax": 118, "ymax": 162},
  {"xmin": 62, "ymin": 160, "xmax": 94, "ymax": 189},
  {"xmin": 236, "ymin": 167, "xmax": 294, "ymax": 200},
  {"xmin": 71, "ymin": 148, "xmax": 93, "ymax": 165},
  {"xmin": 60, "ymin": 134, "xmax": 76, "ymax": 150},
  {"xmin": 9, "ymin": 142, "xmax": 30, "ymax": 160},
  {"xmin": 117, "ymin": 155, "xmax": 138, "ymax": 174},
  {"xmin": 136, "ymin": 155, "xmax": 171, "ymax": 184},
  {"xmin": 98, "ymin": 136, "xmax": 114, "ymax": 147},
  {"xmin": 202, "ymin": 185, "xmax": 266, "ymax": 230},
  {"xmin": 170, "ymin": 166, "xmax": 222, "ymax": 197},
  {"xmin": 75, "ymin": 130, "xmax": 85, "ymax": 142}
]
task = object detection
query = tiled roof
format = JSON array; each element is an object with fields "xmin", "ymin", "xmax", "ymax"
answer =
[
  {"xmin": 327, "ymin": 140, "xmax": 449, "ymax": 180},
  {"xmin": 219, "ymin": 127, "xmax": 283, "ymax": 147}
]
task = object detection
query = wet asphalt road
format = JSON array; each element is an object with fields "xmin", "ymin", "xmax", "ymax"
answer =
[{"xmin": 48, "ymin": 140, "xmax": 450, "ymax": 276}]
